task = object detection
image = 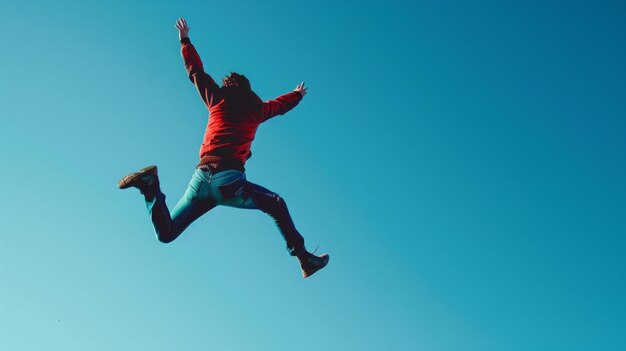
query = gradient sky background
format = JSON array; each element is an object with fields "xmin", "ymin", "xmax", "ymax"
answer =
[{"xmin": 1, "ymin": 0, "xmax": 625, "ymax": 350}]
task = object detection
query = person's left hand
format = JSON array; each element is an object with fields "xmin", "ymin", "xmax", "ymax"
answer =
[{"xmin": 294, "ymin": 82, "xmax": 308, "ymax": 97}]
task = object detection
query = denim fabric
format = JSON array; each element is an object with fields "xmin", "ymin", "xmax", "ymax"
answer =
[{"xmin": 146, "ymin": 169, "xmax": 305, "ymax": 256}]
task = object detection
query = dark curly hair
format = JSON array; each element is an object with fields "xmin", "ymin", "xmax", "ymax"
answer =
[{"xmin": 222, "ymin": 72, "xmax": 251, "ymax": 90}]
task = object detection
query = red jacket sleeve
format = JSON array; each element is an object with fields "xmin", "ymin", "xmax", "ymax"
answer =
[
  {"xmin": 261, "ymin": 91, "xmax": 303, "ymax": 122},
  {"xmin": 181, "ymin": 38, "xmax": 219, "ymax": 107}
]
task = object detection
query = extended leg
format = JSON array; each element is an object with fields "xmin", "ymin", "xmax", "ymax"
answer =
[
  {"xmin": 231, "ymin": 181, "xmax": 306, "ymax": 256},
  {"xmin": 217, "ymin": 176, "xmax": 329, "ymax": 278}
]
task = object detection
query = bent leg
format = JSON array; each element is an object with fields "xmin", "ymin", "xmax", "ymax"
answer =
[
  {"xmin": 147, "ymin": 171, "xmax": 215, "ymax": 243},
  {"xmin": 219, "ymin": 177, "xmax": 305, "ymax": 256}
]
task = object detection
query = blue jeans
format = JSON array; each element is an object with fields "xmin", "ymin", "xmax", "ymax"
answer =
[{"xmin": 145, "ymin": 169, "xmax": 306, "ymax": 256}]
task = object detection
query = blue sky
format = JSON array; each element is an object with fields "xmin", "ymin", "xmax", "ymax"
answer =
[{"xmin": 1, "ymin": 0, "xmax": 625, "ymax": 350}]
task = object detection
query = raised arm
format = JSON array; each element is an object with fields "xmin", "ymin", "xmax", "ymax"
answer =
[
  {"xmin": 176, "ymin": 18, "xmax": 219, "ymax": 107},
  {"xmin": 261, "ymin": 82, "xmax": 308, "ymax": 122}
]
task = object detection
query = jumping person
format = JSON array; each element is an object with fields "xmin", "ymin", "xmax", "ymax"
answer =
[{"xmin": 118, "ymin": 18, "xmax": 329, "ymax": 278}]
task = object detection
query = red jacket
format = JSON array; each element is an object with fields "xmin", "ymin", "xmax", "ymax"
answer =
[{"xmin": 180, "ymin": 38, "xmax": 303, "ymax": 168}]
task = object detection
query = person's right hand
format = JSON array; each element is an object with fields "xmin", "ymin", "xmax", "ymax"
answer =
[{"xmin": 176, "ymin": 17, "xmax": 189, "ymax": 40}]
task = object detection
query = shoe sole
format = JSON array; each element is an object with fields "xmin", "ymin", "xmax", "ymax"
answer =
[
  {"xmin": 302, "ymin": 254, "xmax": 330, "ymax": 279},
  {"xmin": 118, "ymin": 165, "xmax": 157, "ymax": 189}
]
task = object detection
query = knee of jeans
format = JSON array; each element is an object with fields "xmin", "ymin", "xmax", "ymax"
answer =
[
  {"xmin": 252, "ymin": 191, "xmax": 280, "ymax": 212},
  {"xmin": 157, "ymin": 234, "xmax": 173, "ymax": 244},
  {"xmin": 156, "ymin": 229, "xmax": 178, "ymax": 244},
  {"xmin": 268, "ymin": 195, "xmax": 288, "ymax": 215},
  {"xmin": 276, "ymin": 196, "xmax": 288, "ymax": 210}
]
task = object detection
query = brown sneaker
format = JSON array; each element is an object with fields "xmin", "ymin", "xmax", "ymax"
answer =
[
  {"xmin": 298, "ymin": 252, "xmax": 330, "ymax": 279},
  {"xmin": 117, "ymin": 165, "xmax": 158, "ymax": 190}
]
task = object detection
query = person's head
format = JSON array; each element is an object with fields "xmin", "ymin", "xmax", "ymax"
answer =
[{"xmin": 222, "ymin": 72, "xmax": 251, "ymax": 90}]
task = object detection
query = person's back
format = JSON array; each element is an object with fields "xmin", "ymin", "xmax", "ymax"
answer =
[
  {"xmin": 201, "ymin": 85, "xmax": 264, "ymax": 165},
  {"xmin": 117, "ymin": 17, "xmax": 329, "ymax": 279}
]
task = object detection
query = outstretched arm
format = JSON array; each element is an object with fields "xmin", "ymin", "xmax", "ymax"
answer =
[
  {"xmin": 261, "ymin": 82, "xmax": 308, "ymax": 122},
  {"xmin": 176, "ymin": 18, "xmax": 219, "ymax": 107}
]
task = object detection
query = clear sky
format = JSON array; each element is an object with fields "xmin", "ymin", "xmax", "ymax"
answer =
[{"xmin": 1, "ymin": 0, "xmax": 625, "ymax": 350}]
